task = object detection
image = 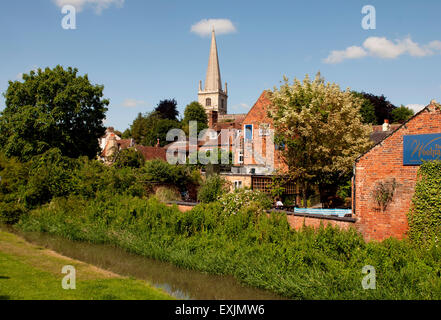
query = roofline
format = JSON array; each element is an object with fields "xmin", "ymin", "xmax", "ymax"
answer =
[{"xmin": 355, "ymin": 103, "xmax": 432, "ymax": 163}]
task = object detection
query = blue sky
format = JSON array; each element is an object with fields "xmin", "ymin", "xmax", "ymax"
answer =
[{"xmin": 1, "ymin": 0, "xmax": 440, "ymax": 131}]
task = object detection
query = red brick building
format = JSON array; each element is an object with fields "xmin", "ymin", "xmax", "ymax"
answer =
[{"xmin": 353, "ymin": 101, "xmax": 441, "ymax": 241}]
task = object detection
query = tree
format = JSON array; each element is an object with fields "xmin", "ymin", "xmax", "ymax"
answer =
[
  {"xmin": 352, "ymin": 91, "xmax": 377, "ymax": 124},
  {"xmin": 182, "ymin": 101, "xmax": 208, "ymax": 135},
  {"xmin": 129, "ymin": 111, "xmax": 181, "ymax": 147},
  {"xmin": 269, "ymin": 73, "xmax": 373, "ymax": 207},
  {"xmin": 391, "ymin": 105, "xmax": 414, "ymax": 124},
  {"xmin": 112, "ymin": 147, "xmax": 145, "ymax": 169},
  {"xmin": 358, "ymin": 92, "xmax": 397, "ymax": 125},
  {"xmin": 0, "ymin": 66, "xmax": 109, "ymax": 161},
  {"xmin": 154, "ymin": 99, "xmax": 179, "ymax": 120}
]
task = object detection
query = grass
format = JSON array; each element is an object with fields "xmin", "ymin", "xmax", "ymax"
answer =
[
  {"xmin": 0, "ymin": 230, "xmax": 173, "ymax": 300},
  {"xmin": 17, "ymin": 195, "xmax": 441, "ymax": 300}
]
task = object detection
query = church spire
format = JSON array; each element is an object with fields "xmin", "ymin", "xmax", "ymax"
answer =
[{"xmin": 204, "ymin": 28, "xmax": 222, "ymax": 92}]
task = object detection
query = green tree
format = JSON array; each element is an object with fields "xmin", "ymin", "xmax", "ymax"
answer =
[
  {"xmin": 391, "ymin": 105, "xmax": 414, "ymax": 124},
  {"xmin": 129, "ymin": 112, "xmax": 181, "ymax": 147},
  {"xmin": 352, "ymin": 91, "xmax": 377, "ymax": 124},
  {"xmin": 154, "ymin": 99, "xmax": 179, "ymax": 120},
  {"xmin": 358, "ymin": 92, "xmax": 397, "ymax": 125},
  {"xmin": 112, "ymin": 148, "xmax": 145, "ymax": 169},
  {"xmin": 0, "ymin": 66, "xmax": 109, "ymax": 161},
  {"xmin": 269, "ymin": 73, "xmax": 372, "ymax": 207},
  {"xmin": 182, "ymin": 101, "xmax": 208, "ymax": 135}
]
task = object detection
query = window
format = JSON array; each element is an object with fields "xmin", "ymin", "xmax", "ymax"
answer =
[
  {"xmin": 234, "ymin": 181, "xmax": 243, "ymax": 190},
  {"xmin": 221, "ymin": 99, "xmax": 225, "ymax": 110},
  {"xmin": 206, "ymin": 98, "xmax": 212, "ymax": 107},
  {"xmin": 245, "ymin": 125, "xmax": 253, "ymax": 141},
  {"xmin": 259, "ymin": 123, "xmax": 270, "ymax": 136},
  {"xmin": 238, "ymin": 152, "xmax": 244, "ymax": 164}
]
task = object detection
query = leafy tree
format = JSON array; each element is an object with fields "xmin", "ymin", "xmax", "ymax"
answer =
[
  {"xmin": 352, "ymin": 91, "xmax": 377, "ymax": 124},
  {"xmin": 121, "ymin": 128, "xmax": 132, "ymax": 139},
  {"xmin": 129, "ymin": 112, "xmax": 181, "ymax": 147},
  {"xmin": 154, "ymin": 99, "xmax": 179, "ymax": 120},
  {"xmin": 0, "ymin": 66, "xmax": 109, "ymax": 161},
  {"xmin": 182, "ymin": 101, "xmax": 208, "ymax": 135},
  {"xmin": 391, "ymin": 105, "xmax": 414, "ymax": 124},
  {"xmin": 358, "ymin": 92, "xmax": 397, "ymax": 125},
  {"xmin": 269, "ymin": 73, "xmax": 372, "ymax": 207},
  {"xmin": 112, "ymin": 148, "xmax": 145, "ymax": 169}
]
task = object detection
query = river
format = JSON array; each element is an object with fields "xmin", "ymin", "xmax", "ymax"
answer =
[{"xmin": 5, "ymin": 227, "xmax": 285, "ymax": 300}]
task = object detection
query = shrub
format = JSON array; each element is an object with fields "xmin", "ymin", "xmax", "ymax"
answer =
[
  {"xmin": 197, "ymin": 174, "xmax": 229, "ymax": 203},
  {"xmin": 155, "ymin": 186, "xmax": 182, "ymax": 202},
  {"xmin": 218, "ymin": 188, "xmax": 272, "ymax": 215},
  {"xmin": 112, "ymin": 148, "xmax": 145, "ymax": 169},
  {"xmin": 408, "ymin": 161, "xmax": 441, "ymax": 246}
]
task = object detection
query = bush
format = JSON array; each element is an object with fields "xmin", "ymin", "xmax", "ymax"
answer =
[
  {"xmin": 113, "ymin": 148, "xmax": 145, "ymax": 169},
  {"xmin": 18, "ymin": 195, "xmax": 441, "ymax": 300},
  {"xmin": 155, "ymin": 186, "xmax": 182, "ymax": 202},
  {"xmin": 408, "ymin": 161, "xmax": 441, "ymax": 246},
  {"xmin": 197, "ymin": 174, "xmax": 229, "ymax": 203},
  {"xmin": 218, "ymin": 188, "xmax": 272, "ymax": 215}
]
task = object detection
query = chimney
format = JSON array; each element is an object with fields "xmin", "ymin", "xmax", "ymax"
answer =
[
  {"xmin": 382, "ymin": 119, "xmax": 391, "ymax": 132},
  {"xmin": 208, "ymin": 110, "xmax": 218, "ymax": 128},
  {"xmin": 156, "ymin": 139, "xmax": 160, "ymax": 148}
]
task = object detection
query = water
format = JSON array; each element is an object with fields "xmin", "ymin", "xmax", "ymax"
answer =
[{"xmin": 6, "ymin": 228, "xmax": 285, "ymax": 300}]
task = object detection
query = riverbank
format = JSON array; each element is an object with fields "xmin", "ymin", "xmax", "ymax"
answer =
[
  {"xmin": 16, "ymin": 195, "xmax": 441, "ymax": 300},
  {"xmin": 0, "ymin": 230, "xmax": 173, "ymax": 300}
]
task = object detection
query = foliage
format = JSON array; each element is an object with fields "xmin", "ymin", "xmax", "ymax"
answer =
[
  {"xmin": 112, "ymin": 148, "xmax": 145, "ymax": 169},
  {"xmin": 373, "ymin": 179, "xmax": 397, "ymax": 211},
  {"xmin": 18, "ymin": 196, "xmax": 441, "ymax": 300},
  {"xmin": 182, "ymin": 101, "xmax": 208, "ymax": 135},
  {"xmin": 197, "ymin": 174, "xmax": 229, "ymax": 203},
  {"xmin": 154, "ymin": 99, "xmax": 179, "ymax": 121},
  {"xmin": 0, "ymin": 66, "xmax": 108, "ymax": 161},
  {"xmin": 154, "ymin": 186, "xmax": 182, "ymax": 202},
  {"xmin": 269, "ymin": 73, "xmax": 373, "ymax": 206},
  {"xmin": 218, "ymin": 189, "xmax": 272, "ymax": 216},
  {"xmin": 408, "ymin": 161, "xmax": 441, "ymax": 246},
  {"xmin": 336, "ymin": 178, "xmax": 352, "ymax": 200},
  {"xmin": 358, "ymin": 92, "xmax": 397, "ymax": 125},
  {"xmin": 129, "ymin": 112, "xmax": 181, "ymax": 147},
  {"xmin": 352, "ymin": 91, "xmax": 377, "ymax": 124},
  {"xmin": 391, "ymin": 105, "xmax": 415, "ymax": 124}
]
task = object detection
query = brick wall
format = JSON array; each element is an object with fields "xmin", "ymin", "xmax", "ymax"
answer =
[
  {"xmin": 354, "ymin": 103, "xmax": 441, "ymax": 241},
  {"xmin": 286, "ymin": 214, "xmax": 355, "ymax": 231}
]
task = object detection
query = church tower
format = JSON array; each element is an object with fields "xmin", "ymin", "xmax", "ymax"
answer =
[{"xmin": 198, "ymin": 28, "xmax": 228, "ymax": 115}]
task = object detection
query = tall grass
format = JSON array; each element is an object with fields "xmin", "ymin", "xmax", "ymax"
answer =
[{"xmin": 17, "ymin": 195, "xmax": 441, "ymax": 300}]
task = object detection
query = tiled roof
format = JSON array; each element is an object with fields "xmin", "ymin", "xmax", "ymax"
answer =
[{"xmin": 135, "ymin": 145, "xmax": 167, "ymax": 161}]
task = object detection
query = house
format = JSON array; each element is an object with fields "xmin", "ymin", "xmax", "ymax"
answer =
[
  {"xmin": 99, "ymin": 127, "xmax": 166, "ymax": 163},
  {"xmin": 353, "ymin": 100, "xmax": 441, "ymax": 241}
]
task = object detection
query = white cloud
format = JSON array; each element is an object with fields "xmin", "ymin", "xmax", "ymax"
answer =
[
  {"xmin": 324, "ymin": 36, "xmax": 441, "ymax": 64},
  {"xmin": 53, "ymin": 0, "xmax": 124, "ymax": 14},
  {"xmin": 406, "ymin": 104, "xmax": 426, "ymax": 113},
  {"xmin": 323, "ymin": 46, "xmax": 368, "ymax": 64},
  {"xmin": 191, "ymin": 19, "xmax": 237, "ymax": 37},
  {"xmin": 122, "ymin": 98, "xmax": 147, "ymax": 108}
]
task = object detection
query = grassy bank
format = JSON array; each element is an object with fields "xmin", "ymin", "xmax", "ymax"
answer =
[
  {"xmin": 0, "ymin": 230, "xmax": 173, "ymax": 300},
  {"xmin": 17, "ymin": 195, "xmax": 441, "ymax": 300}
]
